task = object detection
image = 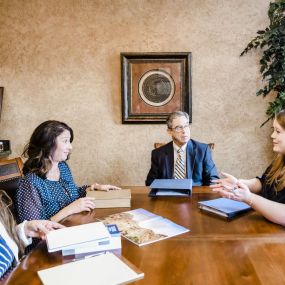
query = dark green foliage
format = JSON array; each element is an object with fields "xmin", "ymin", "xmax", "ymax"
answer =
[{"xmin": 241, "ymin": 0, "xmax": 285, "ymax": 126}]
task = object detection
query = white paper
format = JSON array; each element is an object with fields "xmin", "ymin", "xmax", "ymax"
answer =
[
  {"xmin": 62, "ymin": 235, "xmax": 121, "ymax": 256},
  {"xmin": 46, "ymin": 221, "xmax": 110, "ymax": 252},
  {"xmin": 38, "ymin": 252, "xmax": 144, "ymax": 285},
  {"xmin": 155, "ymin": 190, "xmax": 190, "ymax": 196}
]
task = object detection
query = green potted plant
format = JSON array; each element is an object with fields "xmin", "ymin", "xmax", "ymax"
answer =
[{"xmin": 241, "ymin": 0, "xmax": 285, "ymax": 126}]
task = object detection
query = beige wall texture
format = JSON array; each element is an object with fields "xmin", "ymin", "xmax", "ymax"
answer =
[{"xmin": 0, "ymin": 0, "xmax": 274, "ymax": 186}]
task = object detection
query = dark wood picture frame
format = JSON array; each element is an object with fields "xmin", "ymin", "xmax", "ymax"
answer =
[
  {"xmin": 0, "ymin": 87, "xmax": 3, "ymax": 121},
  {"xmin": 121, "ymin": 52, "xmax": 192, "ymax": 124}
]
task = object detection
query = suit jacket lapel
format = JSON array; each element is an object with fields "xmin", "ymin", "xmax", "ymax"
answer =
[
  {"xmin": 164, "ymin": 143, "xmax": 174, "ymax": 178},
  {"xmin": 186, "ymin": 140, "xmax": 196, "ymax": 179}
]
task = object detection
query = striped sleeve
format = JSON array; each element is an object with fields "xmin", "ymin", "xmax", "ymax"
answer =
[{"xmin": 0, "ymin": 235, "xmax": 15, "ymax": 279}]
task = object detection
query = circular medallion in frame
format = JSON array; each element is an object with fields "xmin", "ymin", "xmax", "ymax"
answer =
[{"xmin": 138, "ymin": 70, "xmax": 175, "ymax": 107}]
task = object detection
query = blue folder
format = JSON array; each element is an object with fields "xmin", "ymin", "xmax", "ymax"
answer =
[
  {"xmin": 198, "ymin": 198, "xmax": 251, "ymax": 218},
  {"xmin": 149, "ymin": 179, "xmax": 192, "ymax": 197}
]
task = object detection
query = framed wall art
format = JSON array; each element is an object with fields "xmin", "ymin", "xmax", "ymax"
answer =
[{"xmin": 121, "ymin": 52, "xmax": 192, "ymax": 124}]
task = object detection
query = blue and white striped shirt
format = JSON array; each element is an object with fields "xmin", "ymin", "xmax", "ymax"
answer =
[{"xmin": 0, "ymin": 235, "xmax": 14, "ymax": 279}]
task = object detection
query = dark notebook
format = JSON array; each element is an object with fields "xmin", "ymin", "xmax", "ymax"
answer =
[
  {"xmin": 198, "ymin": 198, "xmax": 251, "ymax": 218},
  {"xmin": 149, "ymin": 179, "xmax": 192, "ymax": 197}
]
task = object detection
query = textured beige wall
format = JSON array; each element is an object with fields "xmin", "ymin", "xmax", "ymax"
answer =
[{"xmin": 0, "ymin": 0, "xmax": 273, "ymax": 186}]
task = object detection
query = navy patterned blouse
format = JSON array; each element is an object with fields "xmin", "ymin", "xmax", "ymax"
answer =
[{"xmin": 15, "ymin": 162, "xmax": 88, "ymax": 222}]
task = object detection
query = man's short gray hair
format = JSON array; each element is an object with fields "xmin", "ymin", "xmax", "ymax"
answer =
[{"xmin": 166, "ymin": 111, "xmax": 189, "ymax": 128}]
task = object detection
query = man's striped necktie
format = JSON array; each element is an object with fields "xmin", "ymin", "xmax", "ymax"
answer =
[{"xmin": 174, "ymin": 148, "xmax": 185, "ymax": 179}]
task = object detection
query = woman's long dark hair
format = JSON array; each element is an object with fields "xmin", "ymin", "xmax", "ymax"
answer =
[{"xmin": 22, "ymin": 120, "xmax": 73, "ymax": 178}]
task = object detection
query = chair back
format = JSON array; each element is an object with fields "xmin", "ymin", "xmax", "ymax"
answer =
[
  {"xmin": 154, "ymin": 142, "xmax": 215, "ymax": 150},
  {"xmin": 154, "ymin": 142, "xmax": 165, "ymax": 149},
  {"xmin": 0, "ymin": 157, "xmax": 23, "ymax": 203}
]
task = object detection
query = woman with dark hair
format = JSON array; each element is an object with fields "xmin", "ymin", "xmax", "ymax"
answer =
[
  {"xmin": 0, "ymin": 191, "xmax": 62, "ymax": 279},
  {"xmin": 211, "ymin": 110, "xmax": 285, "ymax": 226},
  {"xmin": 16, "ymin": 120, "xmax": 120, "ymax": 223}
]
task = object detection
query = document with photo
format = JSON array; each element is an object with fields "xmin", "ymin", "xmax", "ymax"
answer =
[{"xmin": 99, "ymin": 208, "xmax": 189, "ymax": 246}]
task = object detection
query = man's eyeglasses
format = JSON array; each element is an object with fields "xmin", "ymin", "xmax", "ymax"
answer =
[{"xmin": 169, "ymin": 124, "xmax": 191, "ymax": 132}]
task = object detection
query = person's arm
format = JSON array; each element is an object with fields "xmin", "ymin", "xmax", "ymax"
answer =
[
  {"xmin": 213, "ymin": 181, "xmax": 285, "ymax": 226},
  {"xmin": 50, "ymin": 197, "xmax": 96, "ymax": 222},
  {"xmin": 16, "ymin": 220, "xmax": 64, "ymax": 246},
  {"xmin": 15, "ymin": 179, "xmax": 46, "ymax": 222},
  {"xmin": 87, "ymin": 183, "xmax": 121, "ymax": 192},
  {"xmin": 81, "ymin": 184, "xmax": 121, "ymax": 195},
  {"xmin": 247, "ymin": 193, "xmax": 285, "ymax": 226},
  {"xmin": 145, "ymin": 150, "xmax": 159, "ymax": 186},
  {"xmin": 0, "ymin": 231, "xmax": 14, "ymax": 279},
  {"xmin": 239, "ymin": 178, "xmax": 262, "ymax": 193},
  {"xmin": 202, "ymin": 145, "xmax": 220, "ymax": 185},
  {"xmin": 210, "ymin": 172, "xmax": 262, "ymax": 194}
]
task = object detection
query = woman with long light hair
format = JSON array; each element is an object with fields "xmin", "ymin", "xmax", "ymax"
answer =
[
  {"xmin": 211, "ymin": 109, "xmax": 285, "ymax": 226},
  {"xmin": 0, "ymin": 191, "xmax": 62, "ymax": 279}
]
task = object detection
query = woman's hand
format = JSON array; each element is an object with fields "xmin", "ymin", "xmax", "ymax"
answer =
[
  {"xmin": 90, "ymin": 183, "xmax": 121, "ymax": 192},
  {"xmin": 210, "ymin": 171, "xmax": 238, "ymax": 191},
  {"xmin": 65, "ymin": 197, "xmax": 96, "ymax": 215},
  {"xmin": 24, "ymin": 220, "xmax": 64, "ymax": 240},
  {"xmin": 50, "ymin": 197, "xmax": 96, "ymax": 222},
  {"xmin": 212, "ymin": 180, "xmax": 252, "ymax": 204}
]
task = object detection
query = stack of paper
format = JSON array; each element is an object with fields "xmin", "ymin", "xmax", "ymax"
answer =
[
  {"xmin": 149, "ymin": 179, "xmax": 192, "ymax": 197},
  {"xmin": 62, "ymin": 224, "xmax": 121, "ymax": 256},
  {"xmin": 198, "ymin": 198, "xmax": 251, "ymax": 218},
  {"xmin": 38, "ymin": 252, "xmax": 144, "ymax": 285},
  {"xmin": 86, "ymin": 189, "xmax": 131, "ymax": 208},
  {"xmin": 46, "ymin": 222, "xmax": 110, "ymax": 253}
]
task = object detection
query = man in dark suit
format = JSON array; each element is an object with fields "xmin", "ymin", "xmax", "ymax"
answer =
[{"xmin": 145, "ymin": 111, "xmax": 219, "ymax": 186}]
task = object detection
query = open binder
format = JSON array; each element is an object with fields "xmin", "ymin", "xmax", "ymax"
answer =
[{"xmin": 149, "ymin": 179, "xmax": 192, "ymax": 197}]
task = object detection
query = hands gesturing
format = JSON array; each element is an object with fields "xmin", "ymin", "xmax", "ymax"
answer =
[
  {"xmin": 210, "ymin": 172, "xmax": 252, "ymax": 204},
  {"xmin": 210, "ymin": 172, "xmax": 238, "ymax": 191}
]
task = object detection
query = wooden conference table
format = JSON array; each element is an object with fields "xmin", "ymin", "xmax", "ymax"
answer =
[{"xmin": 3, "ymin": 186, "xmax": 285, "ymax": 285}]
